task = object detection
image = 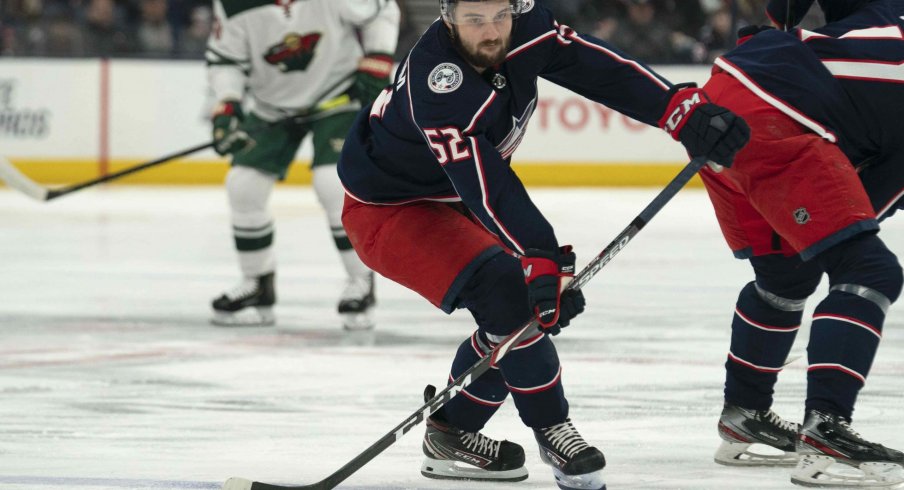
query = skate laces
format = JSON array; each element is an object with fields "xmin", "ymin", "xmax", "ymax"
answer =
[
  {"xmin": 224, "ymin": 279, "xmax": 258, "ymax": 300},
  {"xmin": 837, "ymin": 418, "xmax": 864, "ymax": 440},
  {"xmin": 764, "ymin": 410, "xmax": 798, "ymax": 433},
  {"xmin": 460, "ymin": 432, "xmax": 501, "ymax": 458},
  {"xmin": 541, "ymin": 420, "xmax": 590, "ymax": 458},
  {"xmin": 341, "ymin": 275, "xmax": 372, "ymax": 301}
]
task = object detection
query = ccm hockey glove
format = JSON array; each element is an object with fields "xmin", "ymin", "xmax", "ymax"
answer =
[
  {"xmin": 212, "ymin": 100, "xmax": 254, "ymax": 156},
  {"xmin": 521, "ymin": 246, "xmax": 586, "ymax": 335},
  {"xmin": 350, "ymin": 53, "xmax": 394, "ymax": 104},
  {"xmin": 659, "ymin": 83, "xmax": 750, "ymax": 171}
]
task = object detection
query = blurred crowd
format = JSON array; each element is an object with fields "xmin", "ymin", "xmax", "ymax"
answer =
[
  {"xmin": 538, "ymin": 0, "xmax": 824, "ymax": 64},
  {"xmin": 0, "ymin": 0, "xmax": 212, "ymax": 57},
  {"xmin": 0, "ymin": 0, "xmax": 824, "ymax": 62}
]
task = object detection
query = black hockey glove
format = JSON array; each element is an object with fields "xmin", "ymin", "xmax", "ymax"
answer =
[
  {"xmin": 350, "ymin": 53, "xmax": 394, "ymax": 104},
  {"xmin": 212, "ymin": 100, "xmax": 255, "ymax": 156},
  {"xmin": 520, "ymin": 246, "xmax": 586, "ymax": 335},
  {"xmin": 659, "ymin": 84, "xmax": 751, "ymax": 171}
]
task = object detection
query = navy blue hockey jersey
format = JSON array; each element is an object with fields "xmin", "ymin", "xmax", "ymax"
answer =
[
  {"xmin": 718, "ymin": 0, "xmax": 904, "ymax": 168},
  {"xmin": 338, "ymin": 2, "xmax": 674, "ymax": 254}
]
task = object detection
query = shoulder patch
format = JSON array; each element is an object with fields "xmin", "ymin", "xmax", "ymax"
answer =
[
  {"xmin": 521, "ymin": 0, "xmax": 535, "ymax": 13},
  {"xmin": 428, "ymin": 63, "xmax": 464, "ymax": 94}
]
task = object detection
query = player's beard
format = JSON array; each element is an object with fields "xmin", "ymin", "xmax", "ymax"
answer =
[{"xmin": 450, "ymin": 26, "xmax": 510, "ymax": 69}]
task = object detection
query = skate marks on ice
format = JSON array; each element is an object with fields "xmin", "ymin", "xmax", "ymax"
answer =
[
  {"xmin": 0, "ymin": 475, "xmax": 219, "ymax": 489},
  {"xmin": 0, "ymin": 188, "xmax": 902, "ymax": 490}
]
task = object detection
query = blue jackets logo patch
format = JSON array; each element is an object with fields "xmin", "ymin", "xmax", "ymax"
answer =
[{"xmin": 429, "ymin": 63, "xmax": 463, "ymax": 94}]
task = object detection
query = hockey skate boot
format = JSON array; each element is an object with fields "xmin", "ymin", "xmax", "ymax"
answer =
[
  {"xmin": 715, "ymin": 403, "xmax": 799, "ymax": 466},
  {"xmin": 534, "ymin": 418, "xmax": 606, "ymax": 490},
  {"xmin": 792, "ymin": 410, "xmax": 904, "ymax": 488},
  {"xmin": 421, "ymin": 411, "xmax": 528, "ymax": 482},
  {"xmin": 338, "ymin": 271, "xmax": 375, "ymax": 330},
  {"xmin": 210, "ymin": 272, "xmax": 275, "ymax": 326}
]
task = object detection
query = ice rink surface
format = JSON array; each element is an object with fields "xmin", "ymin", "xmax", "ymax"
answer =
[{"xmin": 0, "ymin": 185, "xmax": 901, "ymax": 490}]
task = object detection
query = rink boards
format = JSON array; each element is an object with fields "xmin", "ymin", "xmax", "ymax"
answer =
[{"xmin": 0, "ymin": 60, "xmax": 708, "ymax": 187}]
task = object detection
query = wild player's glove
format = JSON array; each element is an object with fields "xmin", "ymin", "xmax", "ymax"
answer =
[
  {"xmin": 212, "ymin": 100, "xmax": 255, "ymax": 156},
  {"xmin": 350, "ymin": 53, "xmax": 394, "ymax": 104},
  {"xmin": 520, "ymin": 246, "xmax": 586, "ymax": 335},
  {"xmin": 659, "ymin": 83, "xmax": 750, "ymax": 171}
]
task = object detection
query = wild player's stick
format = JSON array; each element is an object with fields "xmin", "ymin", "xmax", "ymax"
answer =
[
  {"xmin": 224, "ymin": 156, "xmax": 710, "ymax": 490},
  {"xmin": 0, "ymin": 93, "xmax": 353, "ymax": 202}
]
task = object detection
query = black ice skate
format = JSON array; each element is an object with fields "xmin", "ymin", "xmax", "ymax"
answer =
[
  {"xmin": 715, "ymin": 403, "xmax": 800, "ymax": 466},
  {"xmin": 338, "ymin": 271, "xmax": 375, "ymax": 330},
  {"xmin": 210, "ymin": 272, "xmax": 275, "ymax": 326},
  {"xmin": 421, "ymin": 410, "xmax": 528, "ymax": 482},
  {"xmin": 792, "ymin": 410, "xmax": 904, "ymax": 488},
  {"xmin": 534, "ymin": 418, "xmax": 606, "ymax": 490}
]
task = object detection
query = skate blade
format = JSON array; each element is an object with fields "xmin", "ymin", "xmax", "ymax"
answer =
[
  {"xmin": 791, "ymin": 455, "xmax": 904, "ymax": 488},
  {"xmin": 550, "ymin": 466, "xmax": 606, "ymax": 490},
  {"xmin": 342, "ymin": 311, "xmax": 374, "ymax": 331},
  {"xmin": 714, "ymin": 440, "xmax": 798, "ymax": 467},
  {"xmin": 420, "ymin": 458, "xmax": 528, "ymax": 482},
  {"xmin": 211, "ymin": 307, "xmax": 275, "ymax": 327}
]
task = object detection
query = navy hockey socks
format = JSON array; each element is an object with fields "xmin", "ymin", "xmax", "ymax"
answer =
[
  {"xmin": 807, "ymin": 234, "xmax": 902, "ymax": 418},
  {"xmin": 446, "ymin": 251, "xmax": 569, "ymax": 430},
  {"xmin": 440, "ymin": 330, "xmax": 509, "ymax": 433},
  {"xmin": 725, "ymin": 255, "xmax": 822, "ymax": 410},
  {"xmin": 440, "ymin": 329, "xmax": 568, "ymax": 432},
  {"xmin": 725, "ymin": 281, "xmax": 805, "ymax": 410}
]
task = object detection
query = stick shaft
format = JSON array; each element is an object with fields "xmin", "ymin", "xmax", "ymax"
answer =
[
  {"xmin": 45, "ymin": 142, "xmax": 214, "ymax": 200},
  {"xmin": 231, "ymin": 156, "xmax": 708, "ymax": 490}
]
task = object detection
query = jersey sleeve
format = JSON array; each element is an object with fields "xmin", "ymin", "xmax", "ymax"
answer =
[
  {"xmin": 515, "ymin": 5, "xmax": 674, "ymax": 127},
  {"xmin": 541, "ymin": 31, "xmax": 672, "ymax": 126},
  {"xmin": 206, "ymin": 0, "xmax": 250, "ymax": 102},
  {"xmin": 441, "ymin": 134, "xmax": 558, "ymax": 253},
  {"xmin": 407, "ymin": 59, "xmax": 557, "ymax": 253},
  {"xmin": 358, "ymin": 0, "xmax": 401, "ymax": 56}
]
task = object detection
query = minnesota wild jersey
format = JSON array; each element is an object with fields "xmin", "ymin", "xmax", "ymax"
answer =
[{"xmin": 207, "ymin": 0, "xmax": 399, "ymax": 119}]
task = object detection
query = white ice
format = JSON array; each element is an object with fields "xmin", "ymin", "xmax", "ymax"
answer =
[{"xmin": 0, "ymin": 185, "xmax": 901, "ymax": 490}]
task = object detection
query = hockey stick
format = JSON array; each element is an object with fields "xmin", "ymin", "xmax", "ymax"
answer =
[
  {"xmin": 784, "ymin": 0, "xmax": 795, "ymax": 31},
  {"xmin": 223, "ymin": 156, "xmax": 710, "ymax": 490},
  {"xmin": 0, "ymin": 92, "xmax": 353, "ymax": 202}
]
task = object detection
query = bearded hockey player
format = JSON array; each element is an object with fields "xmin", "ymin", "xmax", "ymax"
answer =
[{"xmin": 337, "ymin": 0, "xmax": 749, "ymax": 488}]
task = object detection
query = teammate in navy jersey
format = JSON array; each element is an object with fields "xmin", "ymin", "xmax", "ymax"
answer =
[
  {"xmin": 701, "ymin": 0, "xmax": 904, "ymax": 487},
  {"xmin": 337, "ymin": 0, "xmax": 749, "ymax": 487}
]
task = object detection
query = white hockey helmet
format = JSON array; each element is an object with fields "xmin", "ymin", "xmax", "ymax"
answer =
[{"xmin": 439, "ymin": 0, "xmax": 526, "ymax": 24}]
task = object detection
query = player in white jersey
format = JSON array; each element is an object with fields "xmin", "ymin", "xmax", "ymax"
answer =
[{"xmin": 205, "ymin": 0, "xmax": 400, "ymax": 329}]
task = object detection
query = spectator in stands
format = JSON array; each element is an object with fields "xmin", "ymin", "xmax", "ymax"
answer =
[
  {"xmin": 177, "ymin": 4, "xmax": 211, "ymax": 58},
  {"xmin": 41, "ymin": 6, "xmax": 85, "ymax": 56},
  {"xmin": 83, "ymin": 0, "xmax": 133, "ymax": 56},
  {"xmin": 656, "ymin": 0, "xmax": 707, "ymax": 39},
  {"xmin": 394, "ymin": 0, "xmax": 421, "ymax": 60},
  {"xmin": 608, "ymin": 0, "xmax": 692, "ymax": 63},
  {"xmin": 698, "ymin": 6, "xmax": 733, "ymax": 63},
  {"xmin": 536, "ymin": 0, "xmax": 583, "ymax": 26},
  {"xmin": 136, "ymin": 0, "xmax": 174, "ymax": 57}
]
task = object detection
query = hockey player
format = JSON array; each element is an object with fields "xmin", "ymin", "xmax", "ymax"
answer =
[
  {"xmin": 337, "ymin": 0, "xmax": 750, "ymax": 488},
  {"xmin": 701, "ymin": 0, "xmax": 904, "ymax": 487},
  {"xmin": 205, "ymin": 0, "xmax": 400, "ymax": 328}
]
